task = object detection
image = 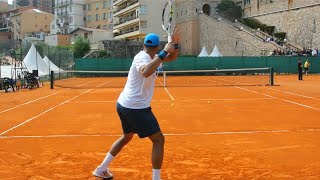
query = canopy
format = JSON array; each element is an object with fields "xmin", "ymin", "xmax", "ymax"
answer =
[
  {"xmin": 209, "ymin": 45, "xmax": 223, "ymax": 57},
  {"xmin": 23, "ymin": 44, "xmax": 49, "ymax": 76},
  {"xmin": 197, "ymin": 46, "xmax": 209, "ymax": 57},
  {"xmin": 43, "ymin": 56, "xmax": 63, "ymax": 73}
]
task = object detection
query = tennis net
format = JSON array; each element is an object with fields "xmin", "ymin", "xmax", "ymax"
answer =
[{"xmin": 51, "ymin": 67, "xmax": 274, "ymax": 89}]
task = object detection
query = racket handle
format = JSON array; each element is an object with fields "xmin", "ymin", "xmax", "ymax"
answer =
[{"xmin": 167, "ymin": 35, "xmax": 172, "ymax": 42}]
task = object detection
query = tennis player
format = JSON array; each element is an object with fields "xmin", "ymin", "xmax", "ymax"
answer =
[{"xmin": 92, "ymin": 28, "xmax": 180, "ymax": 180}]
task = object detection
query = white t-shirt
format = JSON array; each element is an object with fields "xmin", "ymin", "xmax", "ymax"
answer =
[{"xmin": 117, "ymin": 51, "xmax": 157, "ymax": 109}]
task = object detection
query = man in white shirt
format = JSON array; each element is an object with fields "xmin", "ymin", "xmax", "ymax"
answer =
[{"xmin": 93, "ymin": 29, "xmax": 180, "ymax": 180}]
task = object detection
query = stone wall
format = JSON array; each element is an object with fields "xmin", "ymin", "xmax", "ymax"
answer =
[
  {"xmin": 199, "ymin": 14, "xmax": 277, "ymax": 56},
  {"xmin": 243, "ymin": 0, "xmax": 320, "ymax": 49},
  {"xmin": 101, "ymin": 40, "xmax": 167, "ymax": 58}
]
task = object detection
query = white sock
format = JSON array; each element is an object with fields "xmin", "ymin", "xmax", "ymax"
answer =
[
  {"xmin": 152, "ymin": 169, "xmax": 161, "ymax": 180},
  {"xmin": 99, "ymin": 152, "xmax": 114, "ymax": 171}
]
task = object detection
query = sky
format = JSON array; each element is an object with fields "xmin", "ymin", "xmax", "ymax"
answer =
[{"xmin": 8, "ymin": 0, "xmax": 13, "ymax": 4}]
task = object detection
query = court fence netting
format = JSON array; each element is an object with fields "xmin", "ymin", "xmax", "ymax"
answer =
[{"xmin": 50, "ymin": 67, "xmax": 274, "ymax": 89}]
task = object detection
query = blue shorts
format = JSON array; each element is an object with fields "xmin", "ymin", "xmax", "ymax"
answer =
[{"xmin": 116, "ymin": 103, "xmax": 161, "ymax": 138}]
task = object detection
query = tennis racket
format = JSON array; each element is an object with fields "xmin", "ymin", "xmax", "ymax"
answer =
[{"xmin": 162, "ymin": 1, "xmax": 173, "ymax": 42}]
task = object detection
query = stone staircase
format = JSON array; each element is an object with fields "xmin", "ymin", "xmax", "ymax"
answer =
[{"xmin": 199, "ymin": 13, "xmax": 303, "ymax": 56}]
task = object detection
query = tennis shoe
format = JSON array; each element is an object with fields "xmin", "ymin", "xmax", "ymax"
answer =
[{"xmin": 92, "ymin": 166, "xmax": 113, "ymax": 179}]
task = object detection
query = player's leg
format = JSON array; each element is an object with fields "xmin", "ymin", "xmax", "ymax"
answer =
[{"xmin": 148, "ymin": 131, "xmax": 165, "ymax": 169}]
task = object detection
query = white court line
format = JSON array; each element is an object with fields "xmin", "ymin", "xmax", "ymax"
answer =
[
  {"xmin": 208, "ymin": 77, "xmax": 320, "ymax": 111},
  {"xmin": 0, "ymin": 80, "xmax": 97, "ymax": 115},
  {"xmin": 267, "ymin": 87, "xmax": 320, "ymax": 100},
  {"xmin": 0, "ymin": 89, "xmax": 92, "ymax": 136},
  {"xmin": 0, "ymin": 80, "xmax": 112, "ymax": 136},
  {"xmin": 158, "ymin": 80, "xmax": 175, "ymax": 101},
  {"xmin": 0, "ymin": 92, "xmax": 61, "ymax": 114},
  {"xmin": 1, "ymin": 128, "xmax": 320, "ymax": 139},
  {"xmin": 68, "ymin": 97, "xmax": 275, "ymax": 104},
  {"xmin": 235, "ymin": 86, "xmax": 320, "ymax": 111}
]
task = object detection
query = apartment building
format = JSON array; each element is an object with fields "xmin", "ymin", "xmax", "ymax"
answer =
[
  {"xmin": 86, "ymin": 0, "xmax": 113, "ymax": 31},
  {"xmin": 11, "ymin": 8, "xmax": 54, "ymax": 41},
  {"xmin": 51, "ymin": 0, "xmax": 86, "ymax": 34},
  {"xmin": 0, "ymin": 1, "xmax": 9, "ymax": 13},
  {"xmin": 14, "ymin": 0, "xmax": 54, "ymax": 13},
  {"xmin": 0, "ymin": 6, "xmax": 34, "ymax": 32},
  {"xmin": 50, "ymin": 0, "xmax": 86, "ymax": 34},
  {"xmin": 112, "ymin": 0, "xmax": 169, "ymax": 42}
]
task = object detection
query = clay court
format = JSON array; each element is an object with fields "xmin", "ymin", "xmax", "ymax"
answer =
[{"xmin": 0, "ymin": 74, "xmax": 320, "ymax": 179}]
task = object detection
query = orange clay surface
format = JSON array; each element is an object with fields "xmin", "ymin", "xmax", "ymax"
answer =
[{"xmin": 0, "ymin": 75, "xmax": 320, "ymax": 179}]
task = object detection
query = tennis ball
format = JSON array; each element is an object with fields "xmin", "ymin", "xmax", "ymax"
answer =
[
  {"xmin": 170, "ymin": 103, "xmax": 174, "ymax": 108},
  {"xmin": 208, "ymin": 101, "xmax": 211, "ymax": 104}
]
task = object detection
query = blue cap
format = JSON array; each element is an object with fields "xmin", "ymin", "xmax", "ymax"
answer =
[{"xmin": 144, "ymin": 33, "xmax": 160, "ymax": 46}]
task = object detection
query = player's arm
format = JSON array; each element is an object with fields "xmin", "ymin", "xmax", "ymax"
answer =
[
  {"xmin": 162, "ymin": 27, "xmax": 180, "ymax": 63},
  {"xmin": 140, "ymin": 43, "xmax": 175, "ymax": 78}
]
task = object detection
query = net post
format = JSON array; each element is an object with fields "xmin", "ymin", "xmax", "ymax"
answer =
[
  {"xmin": 269, "ymin": 67, "xmax": 274, "ymax": 86},
  {"xmin": 163, "ymin": 71, "xmax": 166, "ymax": 87},
  {"xmin": 50, "ymin": 70, "xmax": 54, "ymax": 89}
]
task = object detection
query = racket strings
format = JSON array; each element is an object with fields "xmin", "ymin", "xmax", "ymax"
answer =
[{"xmin": 162, "ymin": 2, "xmax": 173, "ymax": 33}]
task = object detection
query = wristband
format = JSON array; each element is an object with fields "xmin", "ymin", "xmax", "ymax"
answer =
[{"xmin": 158, "ymin": 50, "xmax": 168, "ymax": 60}]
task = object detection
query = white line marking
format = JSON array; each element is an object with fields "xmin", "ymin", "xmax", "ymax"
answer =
[
  {"xmin": 68, "ymin": 98, "xmax": 275, "ymax": 104},
  {"xmin": 234, "ymin": 86, "xmax": 320, "ymax": 111},
  {"xmin": 158, "ymin": 80, "xmax": 175, "ymax": 101},
  {"xmin": 0, "ymin": 80, "xmax": 112, "ymax": 136},
  {"xmin": 0, "ymin": 89, "xmax": 92, "ymax": 136},
  {"xmin": 1, "ymin": 129, "xmax": 320, "ymax": 139},
  {"xmin": 0, "ymin": 92, "xmax": 61, "ymax": 114},
  {"xmin": 0, "ymin": 80, "xmax": 97, "ymax": 115},
  {"xmin": 267, "ymin": 88, "xmax": 320, "ymax": 100}
]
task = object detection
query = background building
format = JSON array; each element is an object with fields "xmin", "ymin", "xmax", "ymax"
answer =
[
  {"xmin": 11, "ymin": 8, "xmax": 54, "ymax": 41},
  {"xmin": 0, "ymin": 1, "xmax": 9, "ymax": 13},
  {"xmin": 14, "ymin": 0, "xmax": 54, "ymax": 14},
  {"xmin": 51, "ymin": 0, "xmax": 86, "ymax": 35},
  {"xmin": 112, "ymin": 0, "xmax": 169, "ymax": 42},
  {"xmin": 86, "ymin": 0, "xmax": 113, "ymax": 31}
]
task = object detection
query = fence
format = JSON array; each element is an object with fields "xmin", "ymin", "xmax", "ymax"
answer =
[{"xmin": 75, "ymin": 56, "xmax": 320, "ymax": 74}]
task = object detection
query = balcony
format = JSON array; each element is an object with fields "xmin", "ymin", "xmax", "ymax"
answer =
[
  {"xmin": 113, "ymin": 0, "xmax": 139, "ymax": 16},
  {"xmin": 55, "ymin": 0, "xmax": 73, "ymax": 8},
  {"xmin": 113, "ymin": 15, "xmax": 138, "ymax": 29},
  {"xmin": 114, "ymin": 26, "xmax": 147, "ymax": 39},
  {"xmin": 57, "ymin": 11, "xmax": 69, "ymax": 17}
]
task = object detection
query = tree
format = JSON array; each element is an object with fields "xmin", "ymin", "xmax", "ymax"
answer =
[
  {"xmin": 216, "ymin": 0, "xmax": 242, "ymax": 21},
  {"xmin": 73, "ymin": 37, "xmax": 91, "ymax": 58}
]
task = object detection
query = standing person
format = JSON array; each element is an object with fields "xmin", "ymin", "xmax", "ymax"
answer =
[
  {"xmin": 298, "ymin": 58, "xmax": 303, "ymax": 80},
  {"xmin": 304, "ymin": 59, "xmax": 310, "ymax": 75},
  {"xmin": 92, "ymin": 29, "xmax": 180, "ymax": 180}
]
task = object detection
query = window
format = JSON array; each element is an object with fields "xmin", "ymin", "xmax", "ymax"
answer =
[
  {"xmin": 109, "ymin": 12, "xmax": 112, "ymax": 19},
  {"xmin": 87, "ymin": 4, "xmax": 91, "ymax": 11},
  {"xmin": 87, "ymin": 15, "xmax": 91, "ymax": 21},
  {"xmin": 69, "ymin": 16, "xmax": 73, "ymax": 23},
  {"xmin": 96, "ymin": 14, "xmax": 99, "ymax": 21},
  {"xmin": 103, "ymin": 13, "xmax": 107, "ymax": 19},
  {"xmin": 109, "ymin": 24, "xmax": 113, "ymax": 30},
  {"xmin": 96, "ymin": 3, "xmax": 99, "ymax": 9},
  {"xmin": 69, "ymin": 6, "xmax": 72, "ymax": 12},
  {"xmin": 103, "ymin": 1, "xmax": 107, "ymax": 8},
  {"xmin": 84, "ymin": 33, "xmax": 88, "ymax": 39},
  {"xmin": 140, "ymin": 5, "xmax": 147, "ymax": 15}
]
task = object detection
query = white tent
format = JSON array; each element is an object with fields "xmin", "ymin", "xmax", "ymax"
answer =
[
  {"xmin": 209, "ymin": 45, "xmax": 223, "ymax": 57},
  {"xmin": 43, "ymin": 56, "xmax": 63, "ymax": 73},
  {"xmin": 0, "ymin": 65, "xmax": 12, "ymax": 78},
  {"xmin": 23, "ymin": 44, "xmax": 49, "ymax": 76},
  {"xmin": 197, "ymin": 46, "xmax": 209, "ymax": 57}
]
